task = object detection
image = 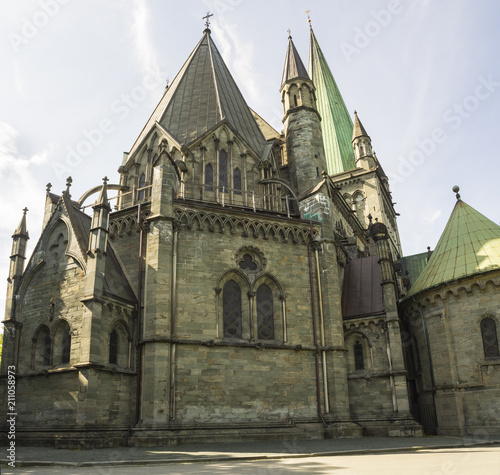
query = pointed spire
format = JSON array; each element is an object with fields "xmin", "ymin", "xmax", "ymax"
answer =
[
  {"xmin": 13, "ymin": 207, "xmax": 29, "ymax": 239},
  {"xmin": 281, "ymin": 32, "xmax": 310, "ymax": 88},
  {"xmin": 352, "ymin": 110, "xmax": 370, "ymax": 141},
  {"xmin": 96, "ymin": 176, "xmax": 111, "ymax": 210},
  {"xmin": 127, "ymin": 29, "xmax": 267, "ymax": 159},
  {"xmin": 308, "ymin": 28, "xmax": 356, "ymax": 174}
]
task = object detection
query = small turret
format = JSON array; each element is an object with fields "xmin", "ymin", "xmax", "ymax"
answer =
[
  {"xmin": 84, "ymin": 177, "xmax": 111, "ymax": 299},
  {"xmin": 5, "ymin": 208, "xmax": 29, "ymax": 320},
  {"xmin": 352, "ymin": 111, "xmax": 374, "ymax": 170},
  {"xmin": 88, "ymin": 176, "xmax": 111, "ymax": 256},
  {"xmin": 281, "ymin": 31, "xmax": 327, "ymax": 194}
]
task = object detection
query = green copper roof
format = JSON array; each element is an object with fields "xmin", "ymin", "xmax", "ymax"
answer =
[
  {"xmin": 308, "ymin": 28, "xmax": 356, "ymax": 174},
  {"xmin": 406, "ymin": 198, "xmax": 500, "ymax": 298}
]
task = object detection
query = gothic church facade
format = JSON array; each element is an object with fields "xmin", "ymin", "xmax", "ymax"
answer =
[{"xmin": 2, "ymin": 24, "xmax": 499, "ymax": 447}]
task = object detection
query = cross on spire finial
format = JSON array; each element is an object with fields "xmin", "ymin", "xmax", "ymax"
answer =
[
  {"xmin": 102, "ymin": 176, "xmax": 109, "ymax": 186},
  {"xmin": 23, "ymin": 207, "xmax": 29, "ymax": 215},
  {"xmin": 287, "ymin": 28, "xmax": 292, "ymax": 38},
  {"xmin": 203, "ymin": 11, "xmax": 213, "ymax": 29},
  {"xmin": 46, "ymin": 182, "xmax": 52, "ymax": 193}
]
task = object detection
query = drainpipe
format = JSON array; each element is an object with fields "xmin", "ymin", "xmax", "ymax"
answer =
[
  {"xmin": 314, "ymin": 244, "xmax": 330, "ymax": 414},
  {"xmin": 308, "ymin": 222, "xmax": 328, "ymax": 429},
  {"xmin": 135, "ymin": 204, "xmax": 145, "ymax": 425},
  {"xmin": 383, "ymin": 323, "xmax": 398, "ymax": 413},
  {"xmin": 169, "ymin": 223, "xmax": 179, "ymax": 420}
]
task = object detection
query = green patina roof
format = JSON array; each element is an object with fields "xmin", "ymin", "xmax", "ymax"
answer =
[
  {"xmin": 405, "ymin": 198, "xmax": 500, "ymax": 299},
  {"xmin": 401, "ymin": 251, "xmax": 430, "ymax": 288},
  {"xmin": 308, "ymin": 28, "xmax": 356, "ymax": 174}
]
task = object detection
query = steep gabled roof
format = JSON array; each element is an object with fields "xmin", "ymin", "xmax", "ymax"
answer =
[
  {"xmin": 406, "ymin": 197, "xmax": 500, "ymax": 298},
  {"xmin": 281, "ymin": 34, "xmax": 310, "ymax": 87},
  {"xmin": 128, "ymin": 30, "xmax": 267, "ymax": 158},
  {"xmin": 308, "ymin": 28, "xmax": 356, "ymax": 174}
]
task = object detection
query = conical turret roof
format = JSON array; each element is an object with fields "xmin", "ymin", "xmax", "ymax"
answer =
[
  {"xmin": 13, "ymin": 208, "xmax": 29, "ymax": 239},
  {"xmin": 308, "ymin": 28, "xmax": 356, "ymax": 175},
  {"xmin": 405, "ymin": 195, "xmax": 500, "ymax": 298},
  {"xmin": 129, "ymin": 30, "xmax": 267, "ymax": 157},
  {"xmin": 281, "ymin": 34, "xmax": 310, "ymax": 87},
  {"xmin": 352, "ymin": 111, "xmax": 369, "ymax": 141}
]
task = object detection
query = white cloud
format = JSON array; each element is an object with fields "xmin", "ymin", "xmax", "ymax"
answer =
[
  {"xmin": 130, "ymin": 0, "xmax": 161, "ymax": 76},
  {"xmin": 0, "ymin": 122, "xmax": 51, "ymax": 176},
  {"xmin": 423, "ymin": 208, "xmax": 442, "ymax": 225}
]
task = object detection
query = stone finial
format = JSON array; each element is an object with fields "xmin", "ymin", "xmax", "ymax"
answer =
[
  {"xmin": 102, "ymin": 176, "xmax": 109, "ymax": 186},
  {"xmin": 23, "ymin": 207, "xmax": 28, "ymax": 215},
  {"xmin": 453, "ymin": 185, "xmax": 461, "ymax": 200},
  {"xmin": 65, "ymin": 176, "xmax": 73, "ymax": 197},
  {"xmin": 46, "ymin": 183, "xmax": 52, "ymax": 193}
]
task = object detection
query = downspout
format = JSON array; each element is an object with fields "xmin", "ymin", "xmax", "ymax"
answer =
[
  {"xmin": 314, "ymin": 244, "xmax": 330, "ymax": 414},
  {"xmin": 383, "ymin": 324, "xmax": 398, "ymax": 413},
  {"xmin": 135, "ymin": 204, "xmax": 144, "ymax": 425},
  {"xmin": 169, "ymin": 223, "xmax": 179, "ymax": 420},
  {"xmin": 308, "ymin": 222, "xmax": 328, "ymax": 429}
]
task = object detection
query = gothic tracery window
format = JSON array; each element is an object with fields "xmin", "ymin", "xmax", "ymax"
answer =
[
  {"xmin": 481, "ymin": 317, "xmax": 499, "ymax": 358},
  {"xmin": 205, "ymin": 164, "xmax": 213, "ymax": 191},
  {"xmin": 257, "ymin": 284, "xmax": 274, "ymax": 340},
  {"xmin": 354, "ymin": 340, "xmax": 364, "ymax": 370},
  {"xmin": 109, "ymin": 329, "xmax": 118, "ymax": 365},
  {"xmin": 138, "ymin": 173, "xmax": 146, "ymax": 201},
  {"xmin": 234, "ymin": 168, "xmax": 242, "ymax": 194},
  {"xmin": 219, "ymin": 150, "xmax": 228, "ymax": 191},
  {"xmin": 223, "ymin": 280, "xmax": 242, "ymax": 338}
]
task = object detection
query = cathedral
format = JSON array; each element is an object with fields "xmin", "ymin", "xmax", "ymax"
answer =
[{"xmin": 2, "ymin": 21, "xmax": 500, "ymax": 448}]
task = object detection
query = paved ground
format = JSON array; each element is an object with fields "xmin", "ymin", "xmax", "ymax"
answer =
[
  {"xmin": 4, "ymin": 446, "xmax": 500, "ymax": 474},
  {"xmin": 1, "ymin": 435, "xmax": 499, "ymax": 469}
]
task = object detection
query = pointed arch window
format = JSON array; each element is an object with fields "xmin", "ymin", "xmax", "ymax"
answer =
[
  {"xmin": 354, "ymin": 340, "xmax": 364, "ymax": 370},
  {"xmin": 205, "ymin": 164, "xmax": 213, "ymax": 192},
  {"xmin": 257, "ymin": 284, "xmax": 274, "ymax": 340},
  {"xmin": 109, "ymin": 330, "xmax": 118, "ymax": 365},
  {"xmin": 62, "ymin": 328, "xmax": 71, "ymax": 364},
  {"xmin": 138, "ymin": 173, "xmax": 146, "ymax": 201},
  {"xmin": 223, "ymin": 280, "xmax": 242, "ymax": 338},
  {"xmin": 234, "ymin": 168, "xmax": 242, "ymax": 195},
  {"xmin": 53, "ymin": 320, "xmax": 71, "ymax": 366},
  {"xmin": 219, "ymin": 150, "xmax": 228, "ymax": 192},
  {"xmin": 481, "ymin": 318, "xmax": 499, "ymax": 358}
]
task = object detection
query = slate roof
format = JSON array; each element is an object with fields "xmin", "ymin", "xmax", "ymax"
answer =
[
  {"xmin": 405, "ymin": 198, "xmax": 500, "ymax": 299},
  {"xmin": 128, "ymin": 30, "xmax": 268, "ymax": 159},
  {"xmin": 308, "ymin": 28, "xmax": 356, "ymax": 175},
  {"xmin": 281, "ymin": 35, "xmax": 310, "ymax": 87},
  {"xmin": 342, "ymin": 256, "xmax": 384, "ymax": 319}
]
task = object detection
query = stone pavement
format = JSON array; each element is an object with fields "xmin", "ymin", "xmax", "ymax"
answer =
[{"xmin": 3, "ymin": 436, "xmax": 500, "ymax": 468}]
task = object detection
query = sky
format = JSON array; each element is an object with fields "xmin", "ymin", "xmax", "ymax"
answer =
[{"xmin": 1, "ymin": 0, "xmax": 500, "ymax": 313}]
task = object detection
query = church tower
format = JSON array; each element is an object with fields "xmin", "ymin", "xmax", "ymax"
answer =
[{"xmin": 281, "ymin": 32, "xmax": 326, "ymax": 194}]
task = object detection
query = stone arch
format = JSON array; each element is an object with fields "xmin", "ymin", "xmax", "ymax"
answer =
[{"xmin": 109, "ymin": 319, "xmax": 132, "ymax": 368}]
